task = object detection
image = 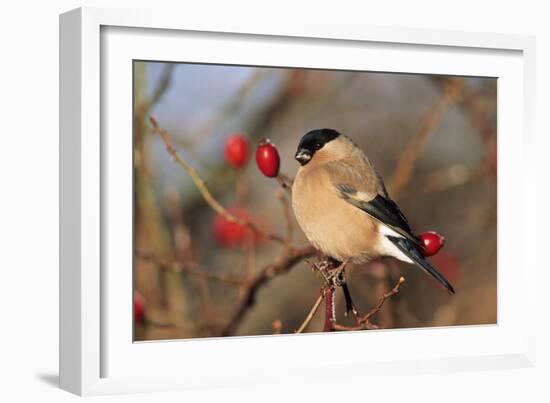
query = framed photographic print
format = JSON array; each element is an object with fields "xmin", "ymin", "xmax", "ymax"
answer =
[{"xmin": 60, "ymin": 7, "xmax": 536, "ymax": 396}]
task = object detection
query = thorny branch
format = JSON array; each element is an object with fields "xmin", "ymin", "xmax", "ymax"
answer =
[
  {"xmin": 295, "ymin": 262, "xmax": 405, "ymax": 333},
  {"xmin": 147, "ymin": 64, "xmax": 175, "ymax": 112},
  {"xmin": 332, "ymin": 276, "xmax": 405, "ymax": 331},
  {"xmin": 220, "ymin": 246, "xmax": 316, "ymax": 336},
  {"xmin": 138, "ymin": 246, "xmax": 317, "ymax": 336},
  {"xmin": 295, "ymin": 291, "xmax": 324, "ymax": 333},
  {"xmin": 149, "ymin": 116, "xmax": 286, "ymax": 245},
  {"xmin": 136, "ymin": 250, "xmax": 246, "ymax": 286},
  {"xmin": 148, "ymin": 117, "xmax": 320, "ymax": 336}
]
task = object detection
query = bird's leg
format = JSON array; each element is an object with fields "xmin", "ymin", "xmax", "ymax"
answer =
[
  {"xmin": 340, "ymin": 275, "xmax": 360, "ymax": 319},
  {"xmin": 330, "ymin": 258, "xmax": 350, "ymax": 285},
  {"xmin": 332, "ymin": 261, "xmax": 359, "ymax": 319},
  {"xmin": 326, "ymin": 258, "xmax": 359, "ymax": 319},
  {"xmin": 315, "ymin": 257, "xmax": 357, "ymax": 329},
  {"xmin": 312, "ymin": 256, "xmax": 345, "ymax": 285}
]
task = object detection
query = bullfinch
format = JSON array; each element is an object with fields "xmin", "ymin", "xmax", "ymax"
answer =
[{"xmin": 291, "ymin": 128, "xmax": 455, "ymax": 294}]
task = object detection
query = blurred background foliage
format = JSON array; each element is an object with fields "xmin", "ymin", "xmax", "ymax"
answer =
[{"xmin": 133, "ymin": 61, "xmax": 497, "ymax": 341}]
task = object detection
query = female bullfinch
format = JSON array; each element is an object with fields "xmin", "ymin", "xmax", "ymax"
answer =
[{"xmin": 291, "ymin": 128, "xmax": 454, "ymax": 294}]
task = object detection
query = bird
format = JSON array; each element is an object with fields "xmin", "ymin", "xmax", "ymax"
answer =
[{"xmin": 291, "ymin": 128, "xmax": 455, "ymax": 294}]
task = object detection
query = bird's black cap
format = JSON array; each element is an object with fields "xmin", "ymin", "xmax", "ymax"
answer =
[{"xmin": 295, "ymin": 128, "xmax": 341, "ymax": 165}]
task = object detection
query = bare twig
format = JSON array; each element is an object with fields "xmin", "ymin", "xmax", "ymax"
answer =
[
  {"xmin": 150, "ymin": 116, "xmax": 286, "ymax": 245},
  {"xmin": 388, "ymin": 78, "xmax": 464, "ymax": 199},
  {"xmin": 176, "ymin": 70, "xmax": 267, "ymax": 149},
  {"xmin": 362, "ymin": 276, "xmax": 405, "ymax": 322},
  {"xmin": 458, "ymin": 88, "xmax": 497, "ymax": 177},
  {"xmin": 239, "ymin": 233, "xmax": 256, "ymax": 299},
  {"xmin": 295, "ymin": 291, "xmax": 325, "ymax": 333},
  {"xmin": 333, "ymin": 276, "xmax": 406, "ymax": 331},
  {"xmin": 136, "ymin": 250, "xmax": 246, "ymax": 286},
  {"xmin": 147, "ymin": 64, "xmax": 175, "ymax": 111}
]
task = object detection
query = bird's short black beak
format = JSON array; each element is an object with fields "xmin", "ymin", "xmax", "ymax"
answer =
[{"xmin": 295, "ymin": 149, "xmax": 312, "ymax": 165}]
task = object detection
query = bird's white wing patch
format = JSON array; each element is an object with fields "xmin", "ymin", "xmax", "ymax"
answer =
[
  {"xmin": 354, "ymin": 191, "xmax": 372, "ymax": 201},
  {"xmin": 377, "ymin": 223, "xmax": 405, "ymax": 238},
  {"xmin": 376, "ymin": 232, "xmax": 414, "ymax": 263}
]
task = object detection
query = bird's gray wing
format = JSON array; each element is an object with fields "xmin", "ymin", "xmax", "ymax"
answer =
[
  {"xmin": 324, "ymin": 162, "xmax": 422, "ymax": 247},
  {"xmin": 324, "ymin": 160, "xmax": 454, "ymax": 293}
]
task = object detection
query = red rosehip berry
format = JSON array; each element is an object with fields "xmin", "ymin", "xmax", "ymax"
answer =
[
  {"xmin": 224, "ymin": 134, "xmax": 250, "ymax": 168},
  {"xmin": 134, "ymin": 292, "xmax": 145, "ymax": 324},
  {"xmin": 418, "ymin": 231, "xmax": 445, "ymax": 257},
  {"xmin": 212, "ymin": 206, "xmax": 253, "ymax": 248},
  {"xmin": 256, "ymin": 139, "xmax": 280, "ymax": 177}
]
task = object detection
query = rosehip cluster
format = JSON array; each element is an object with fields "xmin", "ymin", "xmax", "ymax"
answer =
[
  {"xmin": 215, "ymin": 134, "xmax": 279, "ymax": 248},
  {"xmin": 224, "ymin": 134, "xmax": 281, "ymax": 178}
]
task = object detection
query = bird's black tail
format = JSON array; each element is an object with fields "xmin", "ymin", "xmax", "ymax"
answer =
[{"xmin": 387, "ymin": 236, "xmax": 455, "ymax": 294}]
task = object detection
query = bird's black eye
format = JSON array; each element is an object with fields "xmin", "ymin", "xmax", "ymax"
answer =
[{"xmin": 315, "ymin": 142, "xmax": 322, "ymax": 149}]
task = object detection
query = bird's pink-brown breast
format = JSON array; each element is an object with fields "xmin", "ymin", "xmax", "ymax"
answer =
[{"xmin": 292, "ymin": 166, "xmax": 379, "ymax": 263}]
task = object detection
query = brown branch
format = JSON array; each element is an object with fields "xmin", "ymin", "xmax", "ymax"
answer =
[
  {"xmin": 136, "ymin": 250, "xmax": 246, "ymax": 286},
  {"xmin": 361, "ymin": 276, "xmax": 405, "ymax": 322},
  {"xmin": 220, "ymin": 245, "xmax": 316, "ymax": 336},
  {"xmin": 295, "ymin": 290, "xmax": 324, "ymax": 333},
  {"xmin": 239, "ymin": 233, "xmax": 256, "ymax": 299},
  {"xmin": 149, "ymin": 116, "xmax": 286, "ymax": 245},
  {"xmin": 176, "ymin": 70, "xmax": 267, "ymax": 149},
  {"xmin": 146, "ymin": 64, "xmax": 175, "ymax": 111},
  {"xmin": 458, "ymin": 88, "xmax": 497, "ymax": 177},
  {"xmin": 333, "ymin": 276, "xmax": 405, "ymax": 331},
  {"xmin": 388, "ymin": 78, "xmax": 464, "ymax": 199}
]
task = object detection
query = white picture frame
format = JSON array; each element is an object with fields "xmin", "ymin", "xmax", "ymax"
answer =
[{"xmin": 59, "ymin": 6, "xmax": 537, "ymax": 396}]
